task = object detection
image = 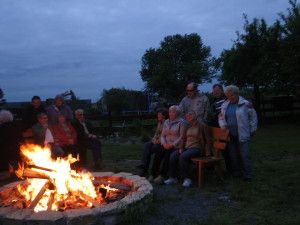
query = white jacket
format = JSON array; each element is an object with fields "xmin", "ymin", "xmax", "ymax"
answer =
[{"xmin": 218, "ymin": 96, "xmax": 258, "ymax": 142}]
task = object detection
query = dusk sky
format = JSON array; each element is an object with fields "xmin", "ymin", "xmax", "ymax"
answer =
[{"xmin": 0, "ymin": 0, "xmax": 291, "ymax": 102}]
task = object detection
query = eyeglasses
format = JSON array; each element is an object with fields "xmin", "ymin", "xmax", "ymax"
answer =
[
  {"xmin": 40, "ymin": 117, "xmax": 48, "ymax": 120},
  {"xmin": 78, "ymin": 113, "xmax": 84, "ymax": 116},
  {"xmin": 186, "ymin": 89, "xmax": 195, "ymax": 92}
]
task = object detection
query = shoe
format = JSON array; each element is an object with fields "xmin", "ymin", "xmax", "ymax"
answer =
[
  {"xmin": 147, "ymin": 175, "xmax": 154, "ymax": 183},
  {"xmin": 153, "ymin": 175, "xmax": 165, "ymax": 184},
  {"xmin": 182, "ymin": 178, "xmax": 192, "ymax": 187},
  {"xmin": 164, "ymin": 178, "xmax": 178, "ymax": 185},
  {"xmin": 135, "ymin": 164, "xmax": 145, "ymax": 169}
]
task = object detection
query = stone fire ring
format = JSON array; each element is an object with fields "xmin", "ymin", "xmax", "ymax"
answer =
[{"xmin": 0, "ymin": 172, "xmax": 153, "ymax": 225}]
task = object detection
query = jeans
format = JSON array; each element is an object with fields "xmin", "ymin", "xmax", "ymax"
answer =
[
  {"xmin": 169, "ymin": 148, "xmax": 201, "ymax": 178},
  {"xmin": 228, "ymin": 135, "xmax": 253, "ymax": 179},
  {"xmin": 141, "ymin": 142, "xmax": 164, "ymax": 172},
  {"xmin": 80, "ymin": 138, "xmax": 102, "ymax": 163}
]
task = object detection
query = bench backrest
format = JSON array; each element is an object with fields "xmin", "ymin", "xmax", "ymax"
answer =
[{"xmin": 211, "ymin": 127, "xmax": 230, "ymax": 157}]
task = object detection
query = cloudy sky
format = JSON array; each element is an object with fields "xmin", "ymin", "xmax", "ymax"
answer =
[{"xmin": 0, "ymin": 0, "xmax": 291, "ymax": 102}]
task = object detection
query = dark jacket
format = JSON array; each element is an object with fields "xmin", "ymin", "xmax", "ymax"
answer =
[{"xmin": 72, "ymin": 119, "xmax": 95, "ymax": 142}]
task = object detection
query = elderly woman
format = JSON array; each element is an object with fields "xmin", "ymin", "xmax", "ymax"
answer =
[
  {"xmin": 164, "ymin": 110, "xmax": 211, "ymax": 187},
  {"xmin": 0, "ymin": 110, "xmax": 25, "ymax": 180},
  {"xmin": 218, "ymin": 85, "xmax": 258, "ymax": 181},
  {"xmin": 152, "ymin": 105, "xmax": 188, "ymax": 184},
  {"xmin": 53, "ymin": 113, "xmax": 86, "ymax": 169}
]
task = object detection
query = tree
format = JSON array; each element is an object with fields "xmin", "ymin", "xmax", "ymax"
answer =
[
  {"xmin": 216, "ymin": 15, "xmax": 283, "ymax": 110},
  {"xmin": 279, "ymin": 0, "xmax": 300, "ymax": 94},
  {"xmin": 0, "ymin": 88, "xmax": 6, "ymax": 107},
  {"xmin": 140, "ymin": 33, "xmax": 214, "ymax": 102}
]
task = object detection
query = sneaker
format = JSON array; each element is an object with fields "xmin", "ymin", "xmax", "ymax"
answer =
[
  {"xmin": 153, "ymin": 175, "xmax": 165, "ymax": 184},
  {"xmin": 164, "ymin": 178, "xmax": 178, "ymax": 185},
  {"xmin": 147, "ymin": 175, "xmax": 154, "ymax": 183},
  {"xmin": 182, "ymin": 178, "xmax": 192, "ymax": 187}
]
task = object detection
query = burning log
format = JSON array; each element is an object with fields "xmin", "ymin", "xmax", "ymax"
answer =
[
  {"xmin": 93, "ymin": 180, "xmax": 131, "ymax": 192},
  {"xmin": 28, "ymin": 180, "xmax": 53, "ymax": 210}
]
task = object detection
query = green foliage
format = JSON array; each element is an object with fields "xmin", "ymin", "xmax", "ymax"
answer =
[{"xmin": 140, "ymin": 33, "xmax": 214, "ymax": 102}]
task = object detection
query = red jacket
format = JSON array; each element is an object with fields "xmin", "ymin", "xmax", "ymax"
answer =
[{"xmin": 53, "ymin": 122, "xmax": 78, "ymax": 146}]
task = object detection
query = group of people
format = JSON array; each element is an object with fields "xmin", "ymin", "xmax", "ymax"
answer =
[
  {"xmin": 0, "ymin": 94, "xmax": 103, "ymax": 180},
  {"xmin": 136, "ymin": 83, "xmax": 258, "ymax": 187}
]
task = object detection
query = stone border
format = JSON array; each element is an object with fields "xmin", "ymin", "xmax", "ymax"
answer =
[{"xmin": 0, "ymin": 172, "xmax": 153, "ymax": 225}]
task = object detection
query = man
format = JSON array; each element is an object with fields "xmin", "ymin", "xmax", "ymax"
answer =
[
  {"xmin": 23, "ymin": 96, "xmax": 46, "ymax": 129},
  {"xmin": 32, "ymin": 113, "xmax": 64, "ymax": 159},
  {"xmin": 209, "ymin": 84, "xmax": 227, "ymax": 127},
  {"xmin": 46, "ymin": 94, "xmax": 74, "ymax": 125},
  {"xmin": 72, "ymin": 109, "xmax": 103, "ymax": 170},
  {"xmin": 179, "ymin": 82, "xmax": 210, "ymax": 123}
]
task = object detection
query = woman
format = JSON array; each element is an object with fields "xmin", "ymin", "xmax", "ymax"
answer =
[
  {"xmin": 53, "ymin": 113, "xmax": 86, "ymax": 169},
  {"xmin": 136, "ymin": 108, "xmax": 168, "ymax": 178},
  {"xmin": 218, "ymin": 85, "xmax": 258, "ymax": 181},
  {"xmin": 153, "ymin": 105, "xmax": 187, "ymax": 184},
  {"xmin": 164, "ymin": 110, "xmax": 211, "ymax": 187},
  {"xmin": 0, "ymin": 110, "xmax": 25, "ymax": 180}
]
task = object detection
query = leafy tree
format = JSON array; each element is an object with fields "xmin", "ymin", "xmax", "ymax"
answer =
[
  {"xmin": 140, "ymin": 33, "xmax": 214, "ymax": 102},
  {"xmin": 216, "ymin": 15, "xmax": 283, "ymax": 110},
  {"xmin": 279, "ymin": 0, "xmax": 300, "ymax": 95},
  {"xmin": 0, "ymin": 88, "xmax": 6, "ymax": 107}
]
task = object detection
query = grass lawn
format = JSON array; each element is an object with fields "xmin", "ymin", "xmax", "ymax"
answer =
[{"xmin": 99, "ymin": 119, "xmax": 300, "ymax": 225}]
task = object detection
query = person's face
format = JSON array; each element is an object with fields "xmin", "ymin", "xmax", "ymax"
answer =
[
  {"xmin": 186, "ymin": 84, "xmax": 197, "ymax": 98},
  {"xmin": 38, "ymin": 115, "xmax": 48, "ymax": 125},
  {"xmin": 76, "ymin": 111, "xmax": 85, "ymax": 122},
  {"xmin": 157, "ymin": 112, "xmax": 165, "ymax": 121},
  {"xmin": 185, "ymin": 112, "xmax": 195, "ymax": 123},
  {"xmin": 58, "ymin": 115, "xmax": 66, "ymax": 123},
  {"xmin": 225, "ymin": 91, "xmax": 239, "ymax": 104},
  {"xmin": 213, "ymin": 86, "xmax": 224, "ymax": 98},
  {"xmin": 55, "ymin": 98, "xmax": 64, "ymax": 106},
  {"xmin": 169, "ymin": 108, "xmax": 177, "ymax": 121},
  {"xmin": 32, "ymin": 99, "xmax": 41, "ymax": 108}
]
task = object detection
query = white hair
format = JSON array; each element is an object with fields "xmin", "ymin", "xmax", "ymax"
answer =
[{"xmin": 0, "ymin": 110, "xmax": 14, "ymax": 123}]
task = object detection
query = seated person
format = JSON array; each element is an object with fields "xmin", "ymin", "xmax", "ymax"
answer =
[
  {"xmin": 32, "ymin": 113, "xmax": 64, "ymax": 159},
  {"xmin": 53, "ymin": 113, "xmax": 86, "ymax": 169},
  {"xmin": 136, "ymin": 108, "xmax": 168, "ymax": 178},
  {"xmin": 72, "ymin": 109, "xmax": 103, "ymax": 170},
  {"xmin": 164, "ymin": 110, "xmax": 212, "ymax": 187},
  {"xmin": 152, "ymin": 105, "xmax": 188, "ymax": 184},
  {"xmin": 0, "ymin": 110, "xmax": 25, "ymax": 180}
]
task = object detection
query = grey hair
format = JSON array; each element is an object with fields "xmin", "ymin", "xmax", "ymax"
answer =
[
  {"xmin": 169, "ymin": 105, "xmax": 181, "ymax": 117},
  {"xmin": 224, "ymin": 85, "xmax": 239, "ymax": 96},
  {"xmin": 75, "ymin": 109, "xmax": 84, "ymax": 115},
  {"xmin": 0, "ymin": 110, "xmax": 14, "ymax": 123},
  {"xmin": 187, "ymin": 82, "xmax": 198, "ymax": 90}
]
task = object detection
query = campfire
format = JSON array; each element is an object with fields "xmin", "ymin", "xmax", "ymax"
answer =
[{"xmin": 1, "ymin": 144, "xmax": 130, "ymax": 212}]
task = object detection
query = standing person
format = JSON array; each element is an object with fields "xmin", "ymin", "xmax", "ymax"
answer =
[
  {"xmin": 164, "ymin": 110, "xmax": 211, "ymax": 187},
  {"xmin": 72, "ymin": 109, "xmax": 103, "ymax": 170},
  {"xmin": 208, "ymin": 84, "xmax": 231, "ymax": 172},
  {"xmin": 219, "ymin": 85, "xmax": 258, "ymax": 181},
  {"xmin": 179, "ymin": 82, "xmax": 210, "ymax": 123},
  {"xmin": 32, "ymin": 113, "xmax": 64, "ymax": 159},
  {"xmin": 0, "ymin": 110, "xmax": 25, "ymax": 180},
  {"xmin": 23, "ymin": 96, "xmax": 46, "ymax": 129},
  {"xmin": 53, "ymin": 113, "xmax": 86, "ymax": 170},
  {"xmin": 135, "ymin": 108, "xmax": 168, "ymax": 178},
  {"xmin": 152, "ymin": 105, "xmax": 187, "ymax": 184},
  {"xmin": 46, "ymin": 94, "xmax": 74, "ymax": 126},
  {"xmin": 209, "ymin": 84, "xmax": 227, "ymax": 127}
]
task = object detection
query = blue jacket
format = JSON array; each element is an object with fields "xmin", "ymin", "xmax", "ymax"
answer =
[{"xmin": 218, "ymin": 96, "xmax": 258, "ymax": 142}]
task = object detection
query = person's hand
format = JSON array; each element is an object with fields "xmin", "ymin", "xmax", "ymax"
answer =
[
  {"xmin": 179, "ymin": 149, "xmax": 184, "ymax": 154},
  {"xmin": 68, "ymin": 139, "xmax": 74, "ymax": 144},
  {"xmin": 163, "ymin": 143, "xmax": 173, "ymax": 149}
]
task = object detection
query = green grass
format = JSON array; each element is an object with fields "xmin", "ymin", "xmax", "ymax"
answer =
[{"xmin": 100, "ymin": 120, "xmax": 300, "ymax": 225}]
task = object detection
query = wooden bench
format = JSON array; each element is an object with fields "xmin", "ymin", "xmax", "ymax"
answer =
[{"xmin": 191, "ymin": 127, "xmax": 230, "ymax": 187}]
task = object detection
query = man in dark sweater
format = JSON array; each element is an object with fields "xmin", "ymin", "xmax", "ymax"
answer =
[{"xmin": 72, "ymin": 109, "xmax": 103, "ymax": 170}]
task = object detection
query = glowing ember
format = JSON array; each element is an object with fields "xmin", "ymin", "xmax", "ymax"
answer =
[{"xmin": 13, "ymin": 144, "xmax": 117, "ymax": 212}]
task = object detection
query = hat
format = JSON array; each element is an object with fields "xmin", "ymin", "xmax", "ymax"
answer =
[{"xmin": 55, "ymin": 94, "xmax": 64, "ymax": 101}]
